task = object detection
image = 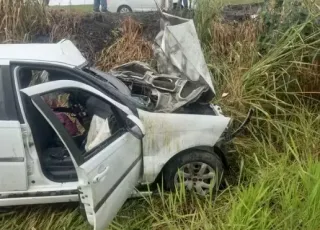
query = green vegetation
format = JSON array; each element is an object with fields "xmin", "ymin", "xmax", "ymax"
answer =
[
  {"xmin": 50, "ymin": 4, "xmax": 92, "ymax": 12},
  {"xmin": 226, "ymin": 0, "xmax": 263, "ymax": 4},
  {"xmin": 50, "ymin": 0, "xmax": 264, "ymax": 13},
  {"xmin": 0, "ymin": 0, "xmax": 320, "ymax": 229}
]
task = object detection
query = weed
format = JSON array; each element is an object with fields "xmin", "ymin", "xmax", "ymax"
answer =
[
  {"xmin": 0, "ymin": 0, "xmax": 49, "ymax": 42},
  {"xmin": 96, "ymin": 17, "xmax": 153, "ymax": 71},
  {"xmin": 0, "ymin": 0, "xmax": 319, "ymax": 229}
]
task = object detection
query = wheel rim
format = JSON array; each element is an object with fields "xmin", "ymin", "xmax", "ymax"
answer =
[
  {"xmin": 174, "ymin": 162, "xmax": 216, "ymax": 196},
  {"xmin": 120, "ymin": 7, "xmax": 130, "ymax": 13}
]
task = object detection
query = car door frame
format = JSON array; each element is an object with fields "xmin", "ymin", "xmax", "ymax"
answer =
[
  {"xmin": 0, "ymin": 65, "xmax": 28, "ymax": 192},
  {"xmin": 20, "ymin": 80, "xmax": 144, "ymax": 229},
  {"xmin": 10, "ymin": 62, "xmax": 140, "ymax": 186},
  {"xmin": 10, "ymin": 61, "xmax": 142, "ymax": 163},
  {"xmin": 20, "ymin": 78, "xmax": 141, "ymax": 162},
  {"xmin": 10, "ymin": 62, "xmax": 140, "ymax": 120}
]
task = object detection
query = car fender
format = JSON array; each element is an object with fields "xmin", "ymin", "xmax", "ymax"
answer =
[
  {"xmin": 138, "ymin": 109, "xmax": 230, "ymax": 184},
  {"xmin": 142, "ymin": 144, "xmax": 229, "ymax": 185}
]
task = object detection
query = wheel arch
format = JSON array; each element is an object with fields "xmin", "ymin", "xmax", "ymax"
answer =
[
  {"xmin": 151, "ymin": 144, "xmax": 228, "ymax": 186},
  {"xmin": 117, "ymin": 5, "xmax": 132, "ymax": 13}
]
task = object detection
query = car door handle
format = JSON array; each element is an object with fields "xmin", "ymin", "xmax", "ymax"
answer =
[{"xmin": 93, "ymin": 167, "xmax": 109, "ymax": 184}]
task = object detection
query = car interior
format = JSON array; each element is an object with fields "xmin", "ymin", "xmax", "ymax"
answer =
[{"xmin": 18, "ymin": 68, "xmax": 124, "ymax": 182}]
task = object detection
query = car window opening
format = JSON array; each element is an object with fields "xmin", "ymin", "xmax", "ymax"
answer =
[{"xmin": 17, "ymin": 68, "xmax": 125, "ymax": 183}]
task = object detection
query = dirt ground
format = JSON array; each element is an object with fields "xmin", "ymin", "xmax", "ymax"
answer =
[
  {"xmin": 35, "ymin": 11, "xmax": 160, "ymax": 63},
  {"xmin": 223, "ymin": 3, "xmax": 262, "ymax": 21},
  {"xmin": 32, "ymin": 3, "xmax": 262, "ymax": 64}
]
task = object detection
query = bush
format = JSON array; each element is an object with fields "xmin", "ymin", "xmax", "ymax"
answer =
[{"xmin": 0, "ymin": 0, "xmax": 319, "ymax": 229}]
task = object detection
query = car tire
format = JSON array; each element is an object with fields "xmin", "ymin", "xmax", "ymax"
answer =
[
  {"xmin": 117, "ymin": 5, "xmax": 132, "ymax": 13},
  {"xmin": 162, "ymin": 150, "xmax": 224, "ymax": 196}
]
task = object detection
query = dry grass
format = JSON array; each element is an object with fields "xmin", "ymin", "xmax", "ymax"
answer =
[
  {"xmin": 0, "ymin": 1, "xmax": 320, "ymax": 229},
  {"xmin": 204, "ymin": 17, "xmax": 320, "ymax": 116},
  {"xmin": 0, "ymin": 0, "xmax": 85, "ymax": 43},
  {"xmin": 207, "ymin": 20, "xmax": 262, "ymax": 112},
  {"xmin": 49, "ymin": 10, "xmax": 83, "ymax": 41},
  {"xmin": 96, "ymin": 17, "xmax": 153, "ymax": 71},
  {"xmin": 210, "ymin": 21, "xmax": 260, "ymax": 57},
  {"xmin": 0, "ymin": 0, "xmax": 50, "ymax": 42},
  {"xmin": 291, "ymin": 58, "xmax": 320, "ymax": 95},
  {"xmin": 211, "ymin": 21, "xmax": 261, "ymax": 75}
]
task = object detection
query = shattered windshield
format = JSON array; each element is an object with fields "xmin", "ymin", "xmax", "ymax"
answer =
[{"xmin": 82, "ymin": 67, "xmax": 156, "ymax": 110}]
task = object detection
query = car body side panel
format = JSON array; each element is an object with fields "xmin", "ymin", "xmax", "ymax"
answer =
[
  {"xmin": 140, "ymin": 0, "xmax": 161, "ymax": 11},
  {"xmin": 138, "ymin": 109, "xmax": 230, "ymax": 184},
  {"xmin": 108, "ymin": 0, "xmax": 128, "ymax": 12},
  {"xmin": 0, "ymin": 195, "xmax": 78, "ymax": 206},
  {"xmin": 0, "ymin": 121, "xmax": 28, "ymax": 192},
  {"xmin": 108, "ymin": 0, "xmax": 171, "ymax": 12}
]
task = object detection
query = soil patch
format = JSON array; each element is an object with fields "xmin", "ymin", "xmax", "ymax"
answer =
[
  {"xmin": 223, "ymin": 3, "xmax": 263, "ymax": 21},
  {"xmin": 42, "ymin": 11, "xmax": 161, "ymax": 63},
  {"xmin": 30, "ymin": 3, "xmax": 262, "ymax": 63}
]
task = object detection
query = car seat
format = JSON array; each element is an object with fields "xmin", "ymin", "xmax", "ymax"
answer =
[{"xmin": 22, "ymin": 94, "xmax": 77, "ymax": 181}]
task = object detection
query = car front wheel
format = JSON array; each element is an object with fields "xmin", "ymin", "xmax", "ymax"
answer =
[
  {"xmin": 117, "ymin": 5, "xmax": 132, "ymax": 13},
  {"xmin": 162, "ymin": 150, "xmax": 224, "ymax": 196}
]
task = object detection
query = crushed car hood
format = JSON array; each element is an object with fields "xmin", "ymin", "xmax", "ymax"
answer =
[
  {"xmin": 154, "ymin": 11, "xmax": 215, "ymax": 95},
  {"xmin": 110, "ymin": 11, "xmax": 215, "ymax": 113}
]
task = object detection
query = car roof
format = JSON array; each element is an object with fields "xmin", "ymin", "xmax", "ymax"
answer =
[{"xmin": 0, "ymin": 39, "xmax": 87, "ymax": 67}]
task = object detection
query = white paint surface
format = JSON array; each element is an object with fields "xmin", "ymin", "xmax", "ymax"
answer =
[
  {"xmin": 138, "ymin": 109, "xmax": 230, "ymax": 183},
  {"xmin": 0, "ymin": 121, "xmax": 28, "ymax": 192},
  {"xmin": 0, "ymin": 40, "xmax": 87, "ymax": 67}
]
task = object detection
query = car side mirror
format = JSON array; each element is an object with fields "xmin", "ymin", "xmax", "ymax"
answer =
[{"xmin": 126, "ymin": 115, "xmax": 145, "ymax": 139}]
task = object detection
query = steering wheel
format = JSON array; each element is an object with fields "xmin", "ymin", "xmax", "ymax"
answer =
[
  {"xmin": 52, "ymin": 90, "xmax": 88, "ymax": 125},
  {"xmin": 52, "ymin": 104, "xmax": 87, "ymax": 124}
]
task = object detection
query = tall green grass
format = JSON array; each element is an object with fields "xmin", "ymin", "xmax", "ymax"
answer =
[{"xmin": 0, "ymin": 0, "xmax": 320, "ymax": 229}]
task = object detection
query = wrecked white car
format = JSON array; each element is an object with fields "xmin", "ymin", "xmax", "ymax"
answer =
[{"xmin": 0, "ymin": 11, "xmax": 250, "ymax": 230}]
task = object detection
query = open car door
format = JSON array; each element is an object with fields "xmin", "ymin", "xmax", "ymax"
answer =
[{"xmin": 20, "ymin": 80, "xmax": 145, "ymax": 230}]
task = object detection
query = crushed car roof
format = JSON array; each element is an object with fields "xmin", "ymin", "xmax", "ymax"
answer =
[{"xmin": 0, "ymin": 39, "xmax": 87, "ymax": 67}]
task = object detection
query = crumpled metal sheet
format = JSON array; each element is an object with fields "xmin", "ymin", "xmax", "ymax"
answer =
[
  {"xmin": 111, "ymin": 61, "xmax": 208, "ymax": 112},
  {"xmin": 111, "ymin": 10, "xmax": 215, "ymax": 113},
  {"xmin": 154, "ymin": 11, "xmax": 215, "ymax": 95}
]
